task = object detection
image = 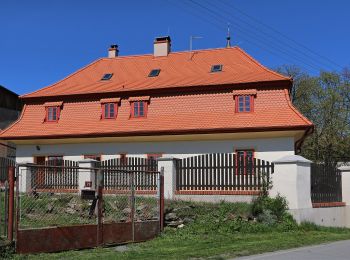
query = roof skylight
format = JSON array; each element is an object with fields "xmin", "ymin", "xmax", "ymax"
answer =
[
  {"xmin": 101, "ymin": 73, "xmax": 113, "ymax": 80},
  {"xmin": 148, "ymin": 69, "xmax": 161, "ymax": 77},
  {"xmin": 211, "ymin": 65, "xmax": 223, "ymax": 73}
]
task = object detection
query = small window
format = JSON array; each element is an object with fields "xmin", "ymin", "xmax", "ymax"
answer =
[
  {"xmin": 47, "ymin": 156, "xmax": 64, "ymax": 166},
  {"xmin": 102, "ymin": 103, "xmax": 117, "ymax": 119},
  {"xmin": 236, "ymin": 95, "xmax": 253, "ymax": 113},
  {"xmin": 210, "ymin": 64, "xmax": 223, "ymax": 72},
  {"xmin": 131, "ymin": 101, "xmax": 147, "ymax": 118},
  {"xmin": 236, "ymin": 150, "xmax": 255, "ymax": 175},
  {"xmin": 236, "ymin": 150, "xmax": 254, "ymax": 160},
  {"xmin": 101, "ymin": 73, "xmax": 113, "ymax": 80},
  {"xmin": 148, "ymin": 69, "xmax": 160, "ymax": 77},
  {"xmin": 47, "ymin": 155, "xmax": 64, "ymax": 173},
  {"xmin": 46, "ymin": 106, "xmax": 60, "ymax": 122}
]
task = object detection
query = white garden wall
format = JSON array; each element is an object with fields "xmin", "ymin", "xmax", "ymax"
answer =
[{"xmin": 15, "ymin": 136, "xmax": 295, "ymax": 164}]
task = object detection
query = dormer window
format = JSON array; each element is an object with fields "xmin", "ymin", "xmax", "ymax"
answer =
[
  {"xmin": 101, "ymin": 73, "xmax": 113, "ymax": 80},
  {"xmin": 102, "ymin": 103, "xmax": 117, "ymax": 119},
  {"xmin": 236, "ymin": 95, "xmax": 253, "ymax": 113},
  {"xmin": 100, "ymin": 98, "xmax": 120, "ymax": 120},
  {"xmin": 128, "ymin": 96, "xmax": 150, "ymax": 118},
  {"xmin": 44, "ymin": 101, "xmax": 63, "ymax": 123},
  {"xmin": 131, "ymin": 101, "xmax": 147, "ymax": 118},
  {"xmin": 46, "ymin": 106, "xmax": 60, "ymax": 122},
  {"xmin": 211, "ymin": 64, "xmax": 222, "ymax": 72}
]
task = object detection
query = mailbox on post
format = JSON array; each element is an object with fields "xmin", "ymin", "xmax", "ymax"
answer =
[{"xmin": 81, "ymin": 189, "xmax": 96, "ymax": 200}]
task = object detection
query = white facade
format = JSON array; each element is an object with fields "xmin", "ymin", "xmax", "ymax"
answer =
[{"xmin": 15, "ymin": 136, "xmax": 295, "ymax": 164}]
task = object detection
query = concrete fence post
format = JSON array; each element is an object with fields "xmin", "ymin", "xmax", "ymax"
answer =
[
  {"xmin": 271, "ymin": 155, "xmax": 313, "ymax": 223},
  {"xmin": 338, "ymin": 165, "xmax": 350, "ymax": 206},
  {"xmin": 18, "ymin": 163, "xmax": 35, "ymax": 193},
  {"xmin": 78, "ymin": 159, "xmax": 98, "ymax": 193},
  {"xmin": 18, "ymin": 166, "xmax": 30, "ymax": 193},
  {"xmin": 157, "ymin": 157, "xmax": 177, "ymax": 199}
]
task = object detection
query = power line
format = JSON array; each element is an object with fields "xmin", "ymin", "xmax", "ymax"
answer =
[
  {"xmin": 171, "ymin": 0, "xmax": 318, "ymax": 73},
  {"xmin": 219, "ymin": 0, "xmax": 343, "ymax": 70},
  {"xmin": 203, "ymin": 0, "xmax": 339, "ymax": 71},
  {"xmin": 184, "ymin": 0, "xmax": 322, "ymax": 73}
]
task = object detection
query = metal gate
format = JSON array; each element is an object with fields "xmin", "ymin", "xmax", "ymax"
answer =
[
  {"xmin": 0, "ymin": 157, "xmax": 15, "ymax": 241},
  {"xmin": 10, "ymin": 161, "xmax": 164, "ymax": 254},
  {"xmin": 311, "ymin": 163, "xmax": 342, "ymax": 203}
]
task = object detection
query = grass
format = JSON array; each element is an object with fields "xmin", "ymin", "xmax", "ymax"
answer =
[
  {"xmin": 17, "ymin": 193, "xmax": 158, "ymax": 229},
  {"xmin": 7, "ymin": 200, "xmax": 350, "ymax": 259}
]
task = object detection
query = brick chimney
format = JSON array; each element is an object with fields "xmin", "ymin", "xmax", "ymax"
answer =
[
  {"xmin": 153, "ymin": 36, "xmax": 171, "ymax": 57},
  {"xmin": 108, "ymin": 44, "xmax": 119, "ymax": 58}
]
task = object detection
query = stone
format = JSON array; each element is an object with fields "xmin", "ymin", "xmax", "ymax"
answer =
[
  {"xmin": 173, "ymin": 206, "xmax": 192, "ymax": 212},
  {"xmin": 136, "ymin": 204, "xmax": 147, "ymax": 212},
  {"xmin": 183, "ymin": 217, "xmax": 194, "ymax": 224},
  {"xmin": 165, "ymin": 212, "xmax": 178, "ymax": 221},
  {"xmin": 177, "ymin": 224, "xmax": 185, "ymax": 228},
  {"xmin": 65, "ymin": 207, "xmax": 76, "ymax": 215},
  {"xmin": 114, "ymin": 245, "xmax": 130, "ymax": 252},
  {"xmin": 122, "ymin": 207, "xmax": 132, "ymax": 214},
  {"xmin": 46, "ymin": 203, "xmax": 54, "ymax": 213},
  {"xmin": 166, "ymin": 220, "xmax": 183, "ymax": 227}
]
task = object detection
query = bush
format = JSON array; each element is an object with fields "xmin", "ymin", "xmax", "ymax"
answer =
[{"xmin": 251, "ymin": 194, "xmax": 288, "ymax": 222}]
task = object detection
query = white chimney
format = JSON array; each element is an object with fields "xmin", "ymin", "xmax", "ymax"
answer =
[
  {"xmin": 108, "ymin": 44, "xmax": 119, "ymax": 58},
  {"xmin": 153, "ymin": 36, "xmax": 171, "ymax": 57}
]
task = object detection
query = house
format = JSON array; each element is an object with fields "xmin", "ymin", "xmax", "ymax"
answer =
[
  {"xmin": 0, "ymin": 36, "xmax": 313, "ymax": 165},
  {"xmin": 0, "ymin": 85, "xmax": 21, "ymax": 158}
]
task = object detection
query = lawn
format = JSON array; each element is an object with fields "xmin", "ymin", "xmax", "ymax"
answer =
[
  {"xmin": 8, "ymin": 199, "xmax": 350, "ymax": 260},
  {"xmin": 17, "ymin": 192, "xmax": 158, "ymax": 229}
]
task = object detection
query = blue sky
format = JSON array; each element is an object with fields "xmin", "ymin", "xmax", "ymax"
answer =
[{"xmin": 1, "ymin": 0, "xmax": 349, "ymax": 95}]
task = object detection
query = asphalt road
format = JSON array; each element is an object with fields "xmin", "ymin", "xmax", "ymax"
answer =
[{"xmin": 234, "ymin": 240, "xmax": 350, "ymax": 260}]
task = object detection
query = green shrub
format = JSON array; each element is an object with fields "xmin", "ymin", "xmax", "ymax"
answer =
[
  {"xmin": 252, "ymin": 194, "xmax": 288, "ymax": 222},
  {"xmin": 256, "ymin": 209, "xmax": 277, "ymax": 226}
]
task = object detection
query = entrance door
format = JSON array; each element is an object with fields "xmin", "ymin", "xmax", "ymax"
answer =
[{"xmin": 34, "ymin": 156, "xmax": 46, "ymax": 188}]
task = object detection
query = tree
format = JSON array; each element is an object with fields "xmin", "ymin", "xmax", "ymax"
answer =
[{"xmin": 276, "ymin": 65, "xmax": 350, "ymax": 163}]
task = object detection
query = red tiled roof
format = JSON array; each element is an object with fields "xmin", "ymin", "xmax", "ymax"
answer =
[
  {"xmin": 0, "ymin": 89, "xmax": 312, "ymax": 140},
  {"xmin": 21, "ymin": 47, "xmax": 290, "ymax": 99},
  {"xmin": 0, "ymin": 47, "xmax": 312, "ymax": 140}
]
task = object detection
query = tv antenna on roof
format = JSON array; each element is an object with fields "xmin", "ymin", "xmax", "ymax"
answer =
[
  {"xmin": 226, "ymin": 23, "xmax": 231, "ymax": 48},
  {"xmin": 189, "ymin": 35, "xmax": 203, "ymax": 60}
]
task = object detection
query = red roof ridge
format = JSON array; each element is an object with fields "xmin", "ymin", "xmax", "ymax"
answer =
[
  {"xmin": 283, "ymin": 89, "xmax": 313, "ymax": 126},
  {"xmin": 20, "ymin": 46, "xmax": 292, "ymax": 99},
  {"xmin": 0, "ymin": 104, "xmax": 27, "ymax": 135},
  {"xmin": 20, "ymin": 58, "xmax": 104, "ymax": 99},
  {"xmin": 103, "ymin": 46, "xmax": 241, "ymax": 60},
  {"xmin": 234, "ymin": 47, "xmax": 291, "ymax": 81}
]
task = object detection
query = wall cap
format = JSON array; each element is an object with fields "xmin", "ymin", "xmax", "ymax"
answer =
[
  {"xmin": 158, "ymin": 157, "xmax": 178, "ymax": 162},
  {"xmin": 78, "ymin": 158, "xmax": 98, "ymax": 163},
  {"xmin": 273, "ymin": 155, "xmax": 312, "ymax": 164},
  {"xmin": 338, "ymin": 165, "xmax": 350, "ymax": 172}
]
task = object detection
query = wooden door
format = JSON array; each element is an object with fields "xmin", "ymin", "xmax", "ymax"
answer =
[{"xmin": 34, "ymin": 156, "xmax": 46, "ymax": 188}]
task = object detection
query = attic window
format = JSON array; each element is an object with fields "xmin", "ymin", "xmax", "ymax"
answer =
[
  {"xmin": 211, "ymin": 64, "xmax": 223, "ymax": 73},
  {"xmin": 131, "ymin": 101, "xmax": 147, "ymax": 118},
  {"xmin": 46, "ymin": 106, "xmax": 60, "ymax": 122},
  {"xmin": 148, "ymin": 69, "xmax": 160, "ymax": 77},
  {"xmin": 235, "ymin": 95, "xmax": 254, "ymax": 113},
  {"xmin": 101, "ymin": 73, "xmax": 113, "ymax": 80}
]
